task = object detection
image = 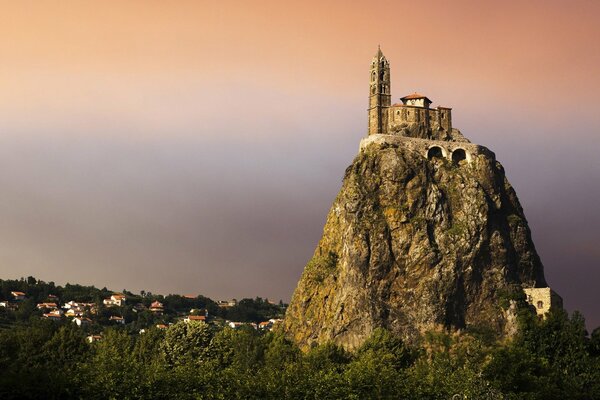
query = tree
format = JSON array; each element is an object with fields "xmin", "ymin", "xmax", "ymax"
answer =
[
  {"xmin": 79, "ymin": 329, "xmax": 144, "ymax": 399},
  {"xmin": 161, "ymin": 320, "xmax": 214, "ymax": 367}
]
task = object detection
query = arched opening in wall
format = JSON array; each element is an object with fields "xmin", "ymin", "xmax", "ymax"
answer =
[
  {"xmin": 537, "ymin": 301, "xmax": 544, "ymax": 309},
  {"xmin": 452, "ymin": 148, "xmax": 467, "ymax": 163},
  {"xmin": 427, "ymin": 146, "xmax": 444, "ymax": 160}
]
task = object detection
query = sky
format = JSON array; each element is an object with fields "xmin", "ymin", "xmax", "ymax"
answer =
[{"xmin": 0, "ymin": 1, "xmax": 599, "ymax": 328}]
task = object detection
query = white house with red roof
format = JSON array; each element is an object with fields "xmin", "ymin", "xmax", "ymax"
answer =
[
  {"xmin": 109, "ymin": 315, "xmax": 125, "ymax": 325},
  {"xmin": 11, "ymin": 291, "xmax": 26, "ymax": 301},
  {"xmin": 36, "ymin": 302, "xmax": 58, "ymax": 310},
  {"xmin": 103, "ymin": 293, "xmax": 126, "ymax": 307},
  {"xmin": 43, "ymin": 310, "xmax": 63, "ymax": 321},
  {"xmin": 149, "ymin": 301, "xmax": 164, "ymax": 314}
]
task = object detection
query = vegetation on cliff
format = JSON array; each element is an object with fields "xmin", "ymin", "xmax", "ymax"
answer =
[{"xmin": 285, "ymin": 141, "xmax": 547, "ymax": 350}]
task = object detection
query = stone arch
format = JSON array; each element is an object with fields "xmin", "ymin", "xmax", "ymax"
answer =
[
  {"xmin": 427, "ymin": 146, "xmax": 446, "ymax": 160},
  {"xmin": 451, "ymin": 148, "xmax": 471, "ymax": 163}
]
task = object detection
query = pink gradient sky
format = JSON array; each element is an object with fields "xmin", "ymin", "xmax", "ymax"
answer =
[{"xmin": 0, "ymin": 1, "xmax": 599, "ymax": 328}]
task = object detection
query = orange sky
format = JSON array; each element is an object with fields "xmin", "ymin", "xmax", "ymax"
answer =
[{"xmin": 1, "ymin": 0, "xmax": 599, "ymax": 132}]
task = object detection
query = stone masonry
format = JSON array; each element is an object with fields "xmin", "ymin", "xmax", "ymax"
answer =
[
  {"xmin": 363, "ymin": 47, "xmax": 560, "ymax": 310},
  {"xmin": 523, "ymin": 288, "xmax": 563, "ymax": 318}
]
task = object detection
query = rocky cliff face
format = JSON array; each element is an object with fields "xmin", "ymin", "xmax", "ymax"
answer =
[{"xmin": 284, "ymin": 134, "xmax": 547, "ymax": 350}]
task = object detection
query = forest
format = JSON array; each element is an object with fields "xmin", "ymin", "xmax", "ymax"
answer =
[
  {"xmin": 0, "ymin": 303, "xmax": 599, "ymax": 399},
  {"xmin": 1, "ymin": 277, "xmax": 599, "ymax": 399}
]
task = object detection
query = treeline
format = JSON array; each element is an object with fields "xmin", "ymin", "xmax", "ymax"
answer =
[
  {"xmin": 0, "ymin": 308, "xmax": 599, "ymax": 399},
  {"xmin": 0, "ymin": 277, "xmax": 284, "ymax": 328}
]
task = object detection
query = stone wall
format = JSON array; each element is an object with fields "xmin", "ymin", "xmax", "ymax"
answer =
[
  {"xmin": 359, "ymin": 134, "xmax": 495, "ymax": 163},
  {"xmin": 523, "ymin": 287, "xmax": 563, "ymax": 317},
  {"xmin": 386, "ymin": 105, "xmax": 452, "ymax": 138}
]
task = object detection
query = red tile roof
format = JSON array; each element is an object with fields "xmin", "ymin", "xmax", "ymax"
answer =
[
  {"xmin": 186, "ymin": 315, "xmax": 206, "ymax": 321},
  {"xmin": 401, "ymin": 92, "xmax": 428, "ymax": 100},
  {"xmin": 37, "ymin": 302, "xmax": 58, "ymax": 308}
]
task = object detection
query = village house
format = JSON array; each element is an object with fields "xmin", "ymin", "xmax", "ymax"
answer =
[
  {"xmin": 103, "ymin": 293, "xmax": 126, "ymax": 307},
  {"xmin": 217, "ymin": 299, "xmax": 237, "ymax": 308},
  {"xmin": 11, "ymin": 291, "xmax": 26, "ymax": 301},
  {"xmin": 149, "ymin": 301, "xmax": 164, "ymax": 315},
  {"xmin": 227, "ymin": 321, "xmax": 257, "ymax": 330},
  {"xmin": 65, "ymin": 308, "xmax": 83, "ymax": 318},
  {"xmin": 0, "ymin": 301, "xmax": 18, "ymax": 310},
  {"xmin": 84, "ymin": 303, "xmax": 98, "ymax": 314},
  {"xmin": 73, "ymin": 317, "xmax": 92, "ymax": 327},
  {"xmin": 63, "ymin": 301, "xmax": 78, "ymax": 309},
  {"xmin": 43, "ymin": 310, "xmax": 63, "ymax": 321},
  {"xmin": 63, "ymin": 301, "xmax": 94, "ymax": 310},
  {"xmin": 87, "ymin": 335, "xmax": 102, "ymax": 343},
  {"xmin": 189, "ymin": 308, "xmax": 208, "ymax": 317},
  {"xmin": 109, "ymin": 315, "xmax": 125, "ymax": 325},
  {"xmin": 258, "ymin": 319, "xmax": 283, "ymax": 331},
  {"xmin": 36, "ymin": 302, "xmax": 58, "ymax": 310},
  {"xmin": 258, "ymin": 321, "xmax": 272, "ymax": 330},
  {"xmin": 62, "ymin": 301, "xmax": 96, "ymax": 316},
  {"xmin": 184, "ymin": 315, "xmax": 206, "ymax": 323}
]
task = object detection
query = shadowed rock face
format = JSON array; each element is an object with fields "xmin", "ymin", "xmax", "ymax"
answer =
[{"xmin": 284, "ymin": 139, "xmax": 547, "ymax": 351}]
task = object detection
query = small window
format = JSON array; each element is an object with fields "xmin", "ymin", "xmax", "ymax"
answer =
[{"xmin": 537, "ymin": 301, "xmax": 544, "ymax": 309}]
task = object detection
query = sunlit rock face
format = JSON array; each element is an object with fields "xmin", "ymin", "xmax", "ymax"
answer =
[{"xmin": 284, "ymin": 135, "xmax": 547, "ymax": 351}]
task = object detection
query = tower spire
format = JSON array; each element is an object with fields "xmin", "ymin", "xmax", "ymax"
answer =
[{"xmin": 368, "ymin": 47, "xmax": 391, "ymax": 135}]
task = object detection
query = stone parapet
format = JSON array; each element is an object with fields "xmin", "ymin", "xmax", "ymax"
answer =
[{"xmin": 359, "ymin": 134, "xmax": 495, "ymax": 162}]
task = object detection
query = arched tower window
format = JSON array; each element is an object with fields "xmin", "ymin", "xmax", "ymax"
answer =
[{"xmin": 537, "ymin": 301, "xmax": 544, "ymax": 309}]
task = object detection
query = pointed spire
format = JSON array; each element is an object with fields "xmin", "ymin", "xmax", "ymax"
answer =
[{"xmin": 374, "ymin": 45, "xmax": 387, "ymax": 62}]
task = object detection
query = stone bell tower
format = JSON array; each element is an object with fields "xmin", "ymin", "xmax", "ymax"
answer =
[{"xmin": 368, "ymin": 46, "xmax": 391, "ymax": 135}]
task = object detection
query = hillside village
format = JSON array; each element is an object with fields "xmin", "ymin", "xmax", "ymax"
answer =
[{"xmin": 0, "ymin": 277, "xmax": 285, "ymax": 342}]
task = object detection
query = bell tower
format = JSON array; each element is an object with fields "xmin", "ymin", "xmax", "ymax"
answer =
[{"xmin": 368, "ymin": 46, "xmax": 391, "ymax": 135}]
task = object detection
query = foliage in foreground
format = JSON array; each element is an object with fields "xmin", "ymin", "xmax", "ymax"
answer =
[{"xmin": 0, "ymin": 309, "xmax": 599, "ymax": 399}]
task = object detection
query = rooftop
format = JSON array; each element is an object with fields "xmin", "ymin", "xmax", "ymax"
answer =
[{"xmin": 400, "ymin": 93, "xmax": 432, "ymax": 103}]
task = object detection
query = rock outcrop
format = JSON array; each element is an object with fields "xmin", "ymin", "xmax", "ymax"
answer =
[{"xmin": 284, "ymin": 132, "xmax": 547, "ymax": 351}]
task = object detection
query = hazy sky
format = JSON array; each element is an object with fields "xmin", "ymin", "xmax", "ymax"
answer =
[{"xmin": 1, "ymin": 1, "xmax": 599, "ymax": 328}]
